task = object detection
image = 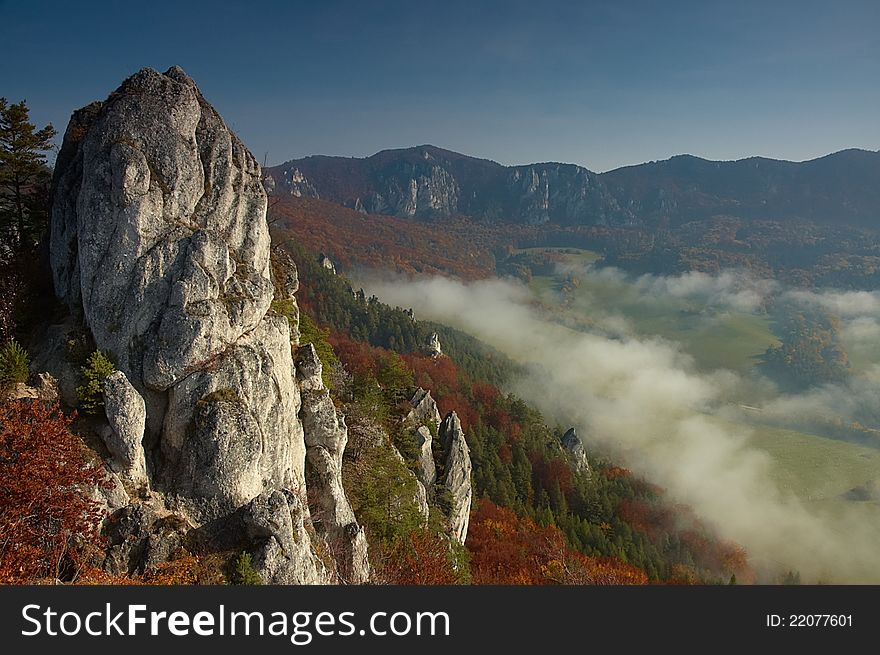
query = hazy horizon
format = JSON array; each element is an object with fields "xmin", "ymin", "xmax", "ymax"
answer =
[{"xmin": 271, "ymin": 142, "xmax": 880, "ymax": 174}]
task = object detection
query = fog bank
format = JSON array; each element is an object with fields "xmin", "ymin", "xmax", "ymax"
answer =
[{"xmin": 361, "ymin": 272, "xmax": 880, "ymax": 583}]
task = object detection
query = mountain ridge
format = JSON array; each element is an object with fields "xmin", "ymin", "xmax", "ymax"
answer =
[{"xmin": 266, "ymin": 145, "xmax": 880, "ymax": 229}]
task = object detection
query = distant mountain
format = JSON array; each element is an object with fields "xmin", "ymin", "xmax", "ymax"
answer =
[
  {"xmin": 266, "ymin": 145, "xmax": 631, "ymax": 226},
  {"xmin": 266, "ymin": 146, "xmax": 880, "ymax": 229}
]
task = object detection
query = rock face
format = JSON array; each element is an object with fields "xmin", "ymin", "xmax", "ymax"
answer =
[
  {"xmin": 242, "ymin": 491, "xmax": 325, "ymax": 584},
  {"xmin": 267, "ymin": 145, "xmax": 880, "ymax": 230},
  {"xmin": 561, "ymin": 427, "xmax": 591, "ymax": 476},
  {"xmin": 47, "ymin": 66, "xmax": 366, "ymax": 584},
  {"xmin": 266, "ymin": 145, "xmax": 633, "ymax": 226},
  {"xmin": 404, "ymin": 388, "xmax": 441, "ymax": 490},
  {"xmin": 101, "ymin": 371, "xmax": 149, "ymax": 490},
  {"xmin": 5, "ymin": 372, "xmax": 59, "ymax": 404},
  {"xmin": 318, "ymin": 253, "xmax": 336, "ymax": 274},
  {"xmin": 438, "ymin": 411, "xmax": 472, "ymax": 544},
  {"xmin": 296, "ymin": 344, "xmax": 369, "ymax": 584},
  {"xmin": 425, "ymin": 332, "xmax": 442, "ymax": 358}
]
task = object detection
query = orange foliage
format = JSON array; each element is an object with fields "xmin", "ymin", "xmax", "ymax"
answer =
[
  {"xmin": 471, "ymin": 382, "xmax": 499, "ymax": 406},
  {"xmin": 329, "ymin": 331, "xmax": 390, "ymax": 379},
  {"xmin": 603, "ymin": 466, "xmax": 632, "ymax": 479},
  {"xmin": 468, "ymin": 500, "xmax": 647, "ymax": 585},
  {"xmin": 377, "ymin": 531, "xmax": 463, "ymax": 585},
  {"xmin": 619, "ymin": 498, "xmax": 754, "ymax": 583},
  {"xmin": 269, "ymin": 196, "xmax": 498, "ymax": 280},
  {"xmin": 0, "ymin": 401, "xmax": 105, "ymax": 584},
  {"xmin": 618, "ymin": 498, "xmax": 676, "ymax": 541}
]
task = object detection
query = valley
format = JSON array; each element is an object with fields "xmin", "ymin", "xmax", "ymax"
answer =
[{"xmin": 512, "ymin": 247, "xmax": 880, "ymax": 515}]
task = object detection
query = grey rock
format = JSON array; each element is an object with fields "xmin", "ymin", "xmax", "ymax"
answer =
[
  {"xmin": 102, "ymin": 371, "xmax": 148, "ymax": 489},
  {"xmin": 318, "ymin": 253, "xmax": 336, "ymax": 274},
  {"xmin": 413, "ymin": 477, "xmax": 430, "ymax": 526},
  {"xmin": 28, "ymin": 322, "xmax": 83, "ymax": 407},
  {"xmin": 282, "ymin": 168, "xmax": 318, "ymax": 198},
  {"xmin": 369, "ymin": 163, "xmax": 460, "ymax": 218},
  {"xmin": 89, "ymin": 469, "xmax": 130, "ymax": 515},
  {"xmin": 102, "ymin": 503, "xmax": 158, "ymax": 576},
  {"xmin": 425, "ymin": 332, "xmax": 442, "ymax": 358},
  {"xmin": 48, "ymin": 66, "xmax": 330, "ymax": 582},
  {"xmin": 102, "ymin": 502, "xmax": 190, "ymax": 576},
  {"xmin": 161, "ymin": 316, "xmax": 306, "ymax": 520},
  {"xmin": 404, "ymin": 388, "xmax": 441, "ymax": 491},
  {"xmin": 51, "ymin": 66, "xmax": 273, "ymax": 392},
  {"xmin": 295, "ymin": 343, "xmax": 324, "ymax": 392},
  {"xmin": 271, "ymin": 246, "xmax": 300, "ymax": 298},
  {"xmin": 242, "ymin": 490, "xmax": 327, "ymax": 585},
  {"xmin": 439, "ymin": 411, "xmax": 472, "ymax": 544},
  {"xmin": 298, "ymin": 358, "xmax": 370, "ymax": 583},
  {"xmin": 389, "ymin": 444, "xmax": 430, "ymax": 527},
  {"xmin": 270, "ymin": 246, "xmax": 301, "ymax": 344},
  {"xmin": 413, "ymin": 425, "xmax": 436, "ymax": 490},
  {"xmin": 305, "ymin": 446, "xmax": 369, "ymax": 583},
  {"xmin": 406, "ymin": 387, "xmax": 442, "ymax": 427},
  {"xmin": 561, "ymin": 427, "xmax": 591, "ymax": 476}
]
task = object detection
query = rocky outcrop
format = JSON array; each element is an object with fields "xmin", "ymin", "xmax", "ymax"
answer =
[
  {"xmin": 281, "ymin": 167, "xmax": 319, "ymax": 199},
  {"xmin": 366, "ymin": 163, "xmax": 460, "ymax": 218},
  {"xmin": 101, "ymin": 371, "xmax": 148, "ymax": 490},
  {"xmin": 425, "ymin": 332, "xmax": 442, "ymax": 358},
  {"xmin": 318, "ymin": 253, "xmax": 336, "ymax": 274},
  {"xmin": 4, "ymin": 372, "xmax": 59, "ymax": 404},
  {"xmin": 404, "ymin": 388, "xmax": 441, "ymax": 490},
  {"xmin": 265, "ymin": 145, "xmax": 637, "ymax": 226},
  {"xmin": 47, "ymin": 66, "xmax": 364, "ymax": 584},
  {"xmin": 102, "ymin": 502, "xmax": 191, "ymax": 576},
  {"xmin": 561, "ymin": 427, "xmax": 591, "ymax": 476},
  {"xmin": 268, "ymin": 145, "xmax": 880, "ymax": 230},
  {"xmin": 296, "ymin": 344, "xmax": 369, "ymax": 584},
  {"xmin": 438, "ymin": 411, "xmax": 472, "ymax": 544},
  {"xmin": 242, "ymin": 490, "xmax": 327, "ymax": 584}
]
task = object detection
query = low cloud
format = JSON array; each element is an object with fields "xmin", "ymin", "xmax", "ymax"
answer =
[
  {"xmin": 783, "ymin": 289, "xmax": 880, "ymax": 318},
  {"xmin": 361, "ymin": 271, "xmax": 880, "ymax": 583}
]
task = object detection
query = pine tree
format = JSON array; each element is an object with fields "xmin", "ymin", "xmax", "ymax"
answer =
[{"xmin": 0, "ymin": 98, "xmax": 56, "ymax": 250}]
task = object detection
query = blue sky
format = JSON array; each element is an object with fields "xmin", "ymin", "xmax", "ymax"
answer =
[{"xmin": 1, "ymin": 0, "xmax": 877, "ymax": 171}]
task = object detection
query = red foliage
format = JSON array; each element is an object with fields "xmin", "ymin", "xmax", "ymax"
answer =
[
  {"xmin": 378, "ymin": 531, "xmax": 462, "ymax": 585},
  {"xmin": 402, "ymin": 354, "xmax": 481, "ymax": 429},
  {"xmin": 618, "ymin": 498, "xmax": 676, "ymax": 541},
  {"xmin": 602, "ymin": 466, "xmax": 632, "ymax": 479},
  {"xmin": 269, "ymin": 196, "xmax": 499, "ymax": 280},
  {"xmin": 530, "ymin": 453, "xmax": 573, "ymax": 496},
  {"xmin": 471, "ymin": 382, "xmax": 499, "ymax": 407},
  {"xmin": 619, "ymin": 498, "xmax": 755, "ymax": 583},
  {"xmin": 0, "ymin": 401, "xmax": 105, "ymax": 583},
  {"xmin": 403, "ymin": 354, "xmax": 460, "ymax": 396},
  {"xmin": 467, "ymin": 500, "xmax": 647, "ymax": 585},
  {"xmin": 329, "ymin": 331, "xmax": 389, "ymax": 379}
]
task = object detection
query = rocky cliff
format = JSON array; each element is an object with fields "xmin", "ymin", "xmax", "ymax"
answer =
[
  {"xmin": 561, "ymin": 427, "xmax": 591, "ymax": 477},
  {"xmin": 266, "ymin": 144, "xmax": 880, "ymax": 228},
  {"xmin": 403, "ymin": 388, "xmax": 473, "ymax": 544},
  {"xmin": 266, "ymin": 145, "xmax": 632, "ymax": 226},
  {"xmin": 44, "ymin": 66, "xmax": 367, "ymax": 583},
  {"xmin": 438, "ymin": 411, "xmax": 472, "ymax": 544}
]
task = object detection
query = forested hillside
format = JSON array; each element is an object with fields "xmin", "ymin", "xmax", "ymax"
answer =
[{"xmin": 286, "ymin": 239, "xmax": 753, "ymax": 584}]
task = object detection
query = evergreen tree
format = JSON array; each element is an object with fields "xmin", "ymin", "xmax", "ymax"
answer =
[{"xmin": 0, "ymin": 99, "xmax": 56, "ymax": 250}]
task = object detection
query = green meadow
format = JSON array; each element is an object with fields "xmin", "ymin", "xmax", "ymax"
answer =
[{"xmin": 525, "ymin": 248, "xmax": 880, "ymax": 512}]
